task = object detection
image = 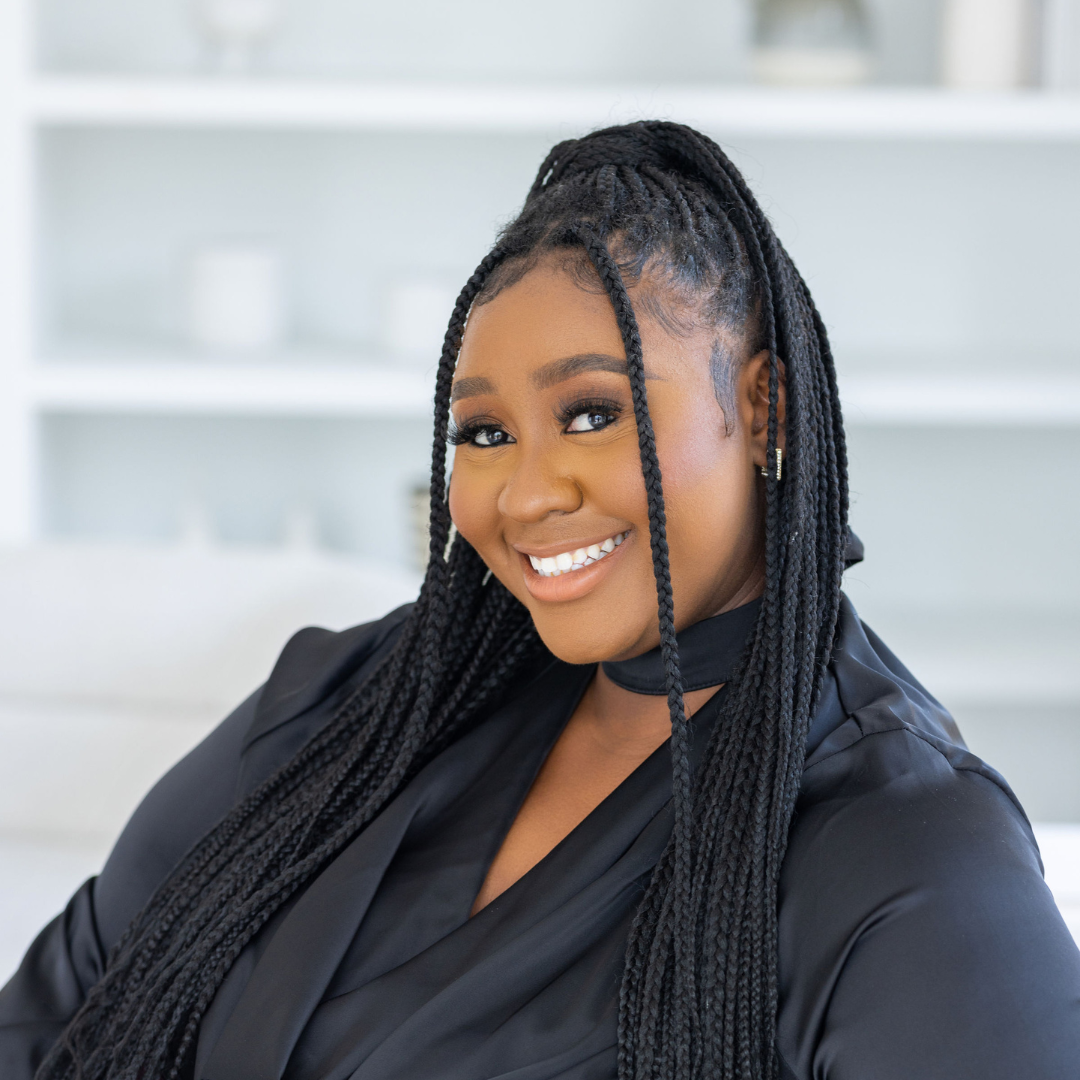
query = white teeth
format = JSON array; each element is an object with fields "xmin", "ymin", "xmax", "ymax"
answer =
[{"xmin": 528, "ymin": 532, "xmax": 628, "ymax": 577}]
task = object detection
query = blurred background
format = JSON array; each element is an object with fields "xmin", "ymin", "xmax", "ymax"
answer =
[{"xmin": 1, "ymin": 0, "xmax": 1079, "ymax": 981}]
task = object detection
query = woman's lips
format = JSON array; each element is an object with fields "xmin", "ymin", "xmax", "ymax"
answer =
[
  {"xmin": 526, "ymin": 531, "xmax": 627, "ymax": 576},
  {"xmin": 517, "ymin": 531, "xmax": 632, "ymax": 603}
]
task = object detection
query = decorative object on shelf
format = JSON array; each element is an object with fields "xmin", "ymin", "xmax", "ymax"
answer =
[
  {"xmin": 383, "ymin": 280, "xmax": 459, "ymax": 365},
  {"xmin": 941, "ymin": 0, "xmax": 1040, "ymax": 89},
  {"xmin": 1043, "ymin": 0, "xmax": 1080, "ymax": 88},
  {"xmin": 752, "ymin": 0, "xmax": 873, "ymax": 86},
  {"xmin": 186, "ymin": 241, "xmax": 286, "ymax": 353},
  {"xmin": 190, "ymin": 0, "xmax": 282, "ymax": 75}
]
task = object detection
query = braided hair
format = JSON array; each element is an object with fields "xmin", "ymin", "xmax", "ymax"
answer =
[{"xmin": 39, "ymin": 122, "xmax": 847, "ymax": 1080}]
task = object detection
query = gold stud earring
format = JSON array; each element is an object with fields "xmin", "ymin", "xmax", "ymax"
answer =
[{"xmin": 760, "ymin": 448, "xmax": 782, "ymax": 480}]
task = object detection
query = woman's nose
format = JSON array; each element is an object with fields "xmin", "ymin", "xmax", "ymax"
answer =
[{"xmin": 497, "ymin": 448, "xmax": 582, "ymax": 523}]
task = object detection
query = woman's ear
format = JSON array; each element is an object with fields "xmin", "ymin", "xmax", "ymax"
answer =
[{"xmin": 741, "ymin": 349, "xmax": 787, "ymax": 472}]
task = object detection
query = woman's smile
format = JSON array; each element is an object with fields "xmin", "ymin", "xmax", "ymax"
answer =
[{"xmin": 516, "ymin": 529, "xmax": 631, "ymax": 602}]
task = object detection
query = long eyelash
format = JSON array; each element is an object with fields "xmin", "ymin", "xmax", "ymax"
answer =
[
  {"xmin": 447, "ymin": 417, "xmax": 503, "ymax": 445},
  {"xmin": 555, "ymin": 395, "xmax": 624, "ymax": 426}
]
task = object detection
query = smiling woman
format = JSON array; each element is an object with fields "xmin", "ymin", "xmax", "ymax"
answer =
[
  {"xmin": 2, "ymin": 123, "xmax": 1079, "ymax": 1080},
  {"xmin": 449, "ymin": 261, "xmax": 771, "ymax": 648}
]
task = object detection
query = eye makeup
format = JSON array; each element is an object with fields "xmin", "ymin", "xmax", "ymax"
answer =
[{"xmin": 554, "ymin": 395, "xmax": 624, "ymax": 430}]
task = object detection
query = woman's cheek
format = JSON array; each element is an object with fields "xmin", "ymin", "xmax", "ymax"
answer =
[
  {"xmin": 447, "ymin": 468, "xmax": 497, "ymax": 556},
  {"xmin": 581, "ymin": 438, "xmax": 650, "ymax": 522},
  {"xmin": 448, "ymin": 467, "xmax": 529, "ymax": 605},
  {"xmin": 654, "ymin": 401, "xmax": 750, "ymax": 585}
]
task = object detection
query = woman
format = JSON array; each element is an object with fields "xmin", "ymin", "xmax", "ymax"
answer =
[{"xmin": 2, "ymin": 122, "xmax": 1077, "ymax": 1080}]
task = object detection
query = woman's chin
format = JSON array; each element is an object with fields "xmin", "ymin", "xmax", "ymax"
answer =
[{"xmin": 528, "ymin": 608, "xmax": 658, "ymax": 668}]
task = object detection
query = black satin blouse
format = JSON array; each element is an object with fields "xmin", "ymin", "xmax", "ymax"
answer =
[{"xmin": 2, "ymin": 597, "xmax": 1078, "ymax": 1080}]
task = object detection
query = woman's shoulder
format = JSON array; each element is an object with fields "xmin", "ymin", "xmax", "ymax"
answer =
[
  {"xmin": 791, "ymin": 689, "xmax": 1040, "ymax": 912},
  {"xmin": 0, "ymin": 603, "xmax": 419, "ymax": 1066},
  {"xmin": 777, "ymin": 598, "xmax": 1080, "ymax": 1080},
  {"xmin": 96, "ymin": 602, "xmax": 415, "ymax": 949},
  {"xmin": 243, "ymin": 602, "xmax": 415, "ymax": 750},
  {"xmin": 794, "ymin": 594, "xmax": 1034, "ymax": 881},
  {"xmin": 803, "ymin": 595, "xmax": 1014, "ymax": 800},
  {"xmin": 232, "ymin": 601, "xmax": 415, "ymax": 793}
]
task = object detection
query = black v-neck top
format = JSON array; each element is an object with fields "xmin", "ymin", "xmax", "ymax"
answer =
[{"xmin": 2, "ymin": 597, "xmax": 1079, "ymax": 1080}]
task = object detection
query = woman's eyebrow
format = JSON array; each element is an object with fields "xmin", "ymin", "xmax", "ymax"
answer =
[
  {"xmin": 531, "ymin": 352, "xmax": 662, "ymax": 389},
  {"xmin": 451, "ymin": 353, "xmax": 659, "ymax": 401},
  {"xmin": 450, "ymin": 376, "xmax": 496, "ymax": 402},
  {"xmin": 531, "ymin": 353, "xmax": 626, "ymax": 389}
]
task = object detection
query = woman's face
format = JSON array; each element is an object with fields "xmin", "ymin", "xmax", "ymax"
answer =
[{"xmin": 448, "ymin": 256, "xmax": 783, "ymax": 666}]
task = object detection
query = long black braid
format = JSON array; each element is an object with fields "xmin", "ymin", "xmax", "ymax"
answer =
[{"xmin": 38, "ymin": 121, "xmax": 847, "ymax": 1080}]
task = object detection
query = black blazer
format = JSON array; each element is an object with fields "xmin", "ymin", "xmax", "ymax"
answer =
[{"xmin": 2, "ymin": 598, "xmax": 1078, "ymax": 1080}]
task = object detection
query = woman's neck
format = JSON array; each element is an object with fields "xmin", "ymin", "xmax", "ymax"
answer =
[{"xmin": 576, "ymin": 665, "xmax": 723, "ymax": 760}]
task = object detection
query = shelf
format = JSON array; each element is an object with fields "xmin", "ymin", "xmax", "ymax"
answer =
[
  {"xmin": 846, "ymin": 605, "xmax": 1080, "ymax": 706},
  {"xmin": 29, "ymin": 363, "xmax": 1080, "ymax": 426},
  {"xmin": 30, "ymin": 361, "xmax": 434, "ymax": 417},
  {"xmin": 839, "ymin": 374, "xmax": 1080, "ymax": 426},
  {"xmin": 27, "ymin": 78, "xmax": 1080, "ymax": 140}
]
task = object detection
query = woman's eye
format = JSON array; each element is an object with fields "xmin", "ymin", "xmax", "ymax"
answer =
[
  {"xmin": 471, "ymin": 427, "xmax": 513, "ymax": 447},
  {"xmin": 447, "ymin": 417, "xmax": 516, "ymax": 447},
  {"xmin": 566, "ymin": 409, "xmax": 615, "ymax": 433}
]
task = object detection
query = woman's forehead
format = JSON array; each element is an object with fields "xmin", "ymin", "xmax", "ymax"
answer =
[
  {"xmin": 454, "ymin": 265, "xmax": 719, "ymax": 396},
  {"xmin": 456, "ymin": 266, "xmax": 624, "ymax": 376}
]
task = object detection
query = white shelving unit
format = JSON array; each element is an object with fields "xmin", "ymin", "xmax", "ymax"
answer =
[
  {"xmin": 4, "ymin": 68, "xmax": 1079, "ymax": 541},
  {"xmin": 838, "ymin": 373, "xmax": 1080, "ymax": 425},
  {"xmin": 31, "ymin": 359, "xmax": 435, "ymax": 417},
  {"xmin": 27, "ymin": 77, "xmax": 1080, "ymax": 139}
]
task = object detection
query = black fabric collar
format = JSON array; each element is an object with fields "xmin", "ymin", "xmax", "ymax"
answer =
[
  {"xmin": 600, "ymin": 526, "xmax": 862, "ymax": 697},
  {"xmin": 602, "ymin": 598, "xmax": 761, "ymax": 696}
]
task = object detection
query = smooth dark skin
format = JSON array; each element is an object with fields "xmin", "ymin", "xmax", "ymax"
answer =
[{"xmin": 448, "ymin": 256, "xmax": 786, "ymax": 912}]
